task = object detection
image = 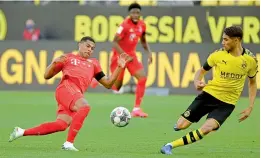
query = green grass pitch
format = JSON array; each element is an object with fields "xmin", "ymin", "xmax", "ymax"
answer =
[{"xmin": 0, "ymin": 91, "xmax": 259, "ymax": 158}]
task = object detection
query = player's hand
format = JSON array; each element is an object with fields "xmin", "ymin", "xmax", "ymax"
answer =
[
  {"xmin": 117, "ymin": 53, "xmax": 131, "ymax": 68},
  {"xmin": 238, "ymin": 107, "xmax": 253, "ymax": 122},
  {"xmin": 148, "ymin": 53, "xmax": 153, "ymax": 65},
  {"xmin": 194, "ymin": 80, "xmax": 206, "ymax": 91}
]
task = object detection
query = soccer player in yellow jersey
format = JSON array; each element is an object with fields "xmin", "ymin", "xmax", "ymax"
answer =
[{"xmin": 161, "ymin": 26, "xmax": 258, "ymax": 155}]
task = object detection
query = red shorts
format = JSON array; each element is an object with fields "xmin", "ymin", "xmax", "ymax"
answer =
[
  {"xmin": 55, "ymin": 81, "xmax": 83, "ymax": 117},
  {"xmin": 110, "ymin": 54, "xmax": 143, "ymax": 80}
]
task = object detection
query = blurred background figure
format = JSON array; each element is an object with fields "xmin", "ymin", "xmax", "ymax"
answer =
[{"xmin": 23, "ymin": 19, "xmax": 41, "ymax": 41}]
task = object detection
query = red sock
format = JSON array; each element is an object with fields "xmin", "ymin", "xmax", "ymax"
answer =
[
  {"xmin": 23, "ymin": 119, "xmax": 68, "ymax": 136},
  {"xmin": 135, "ymin": 78, "xmax": 147, "ymax": 108},
  {"xmin": 67, "ymin": 106, "xmax": 90, "ymax": 143},
  {"xmin": 112, "ymin": 85, "xmax": 119, "ymax": 91}
]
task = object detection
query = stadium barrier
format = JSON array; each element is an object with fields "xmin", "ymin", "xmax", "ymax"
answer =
[
  {"xmin": 0, "ymin": 5, "xmax": 259, "ymax": 42},
  {"xmin": 0, "ymin": 42, "xmax": 259, "ymax": 96}
]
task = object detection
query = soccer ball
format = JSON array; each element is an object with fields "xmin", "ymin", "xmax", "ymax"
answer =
[{"xmin": 110, "ymin": 107, "xmax": 131, "ymax": 127}]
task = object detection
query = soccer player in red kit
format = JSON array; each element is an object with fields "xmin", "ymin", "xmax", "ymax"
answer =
[
  {"xmin": 8, "ymin": 36, "xmax": 130, "ymax": 151},
  {"xmin": 92, "ymin": 3, "xmax": 152, "ymax": 117}
]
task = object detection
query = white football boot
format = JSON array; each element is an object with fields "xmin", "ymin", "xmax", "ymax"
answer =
[
  {"xmin": 9, "ymin": 127, "xmax": 25, "ymax": 142},
  {"xmin": 61, "ymin": 141, "xmax": 79, "ymax": 151}
]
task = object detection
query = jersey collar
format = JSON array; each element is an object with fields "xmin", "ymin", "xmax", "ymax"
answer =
[
  {"xmin": 127, "ymin": 17, "xmax": 139, "ymax": 25},
  {"xmin": 242, "ymin": 48, "xmax": 245, "ymax": 55},
  {"xmin": 228, "ymin": 47, "xmax": 245, "ymax": 56},
  {"xmin": 76, "ymin": 53, "xmax": 88, "ymax": 61}
]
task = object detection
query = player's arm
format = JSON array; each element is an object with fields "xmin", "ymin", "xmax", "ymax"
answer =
[
  {"xmin": 44, "ymin": 55, "xmax": 67, "ymax": 79},
  {"xmin": 247, "ymin": 54, "xmax": 258, "ymax": 109},
  {"xmin": 140, "ymin": 31, "xmax": 152, "ymax": 64},
  {"xmin": 112, "ymin": 25, "xmax": 126, "ymax": 55},
  {"xmin": 94, "ymin": 54, "xmax": 130, "ymax": 89},
  {"xmin": 95, "ymin": 67, "xmax": 124, "ymax": 89},
  {"xmin": 239, "ymin": 57, "xmax": 258, "ymax": 122},
  {"xmin": 248, "ymin": 76, "xmax": 257, "ymax": 109},
  {"xmin": 246, "ymin": 58, "xmax": 258, "ymax": 110},
  {"xmin": 194, "ymin": 52, "xmax": 216, "ymax": 90}
]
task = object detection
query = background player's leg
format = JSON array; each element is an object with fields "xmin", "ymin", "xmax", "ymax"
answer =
[
  {"xmin": 66, "ymin": 98, "xmax": 91, "ymax": 144},
  {"xmin": 112, "ymin": 70, "xmax": 125, "ymax": 91},
  {"xmin": 110, "ymin": 55, "xmax": 125, "ymax": 91},
  {"xmin": 131, "ymin": 68, "xmax": 148, "ymax": 117}
]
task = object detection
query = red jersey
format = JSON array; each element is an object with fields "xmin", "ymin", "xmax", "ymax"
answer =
[
  {"xmin": 113, "ymin": 18, "xmax": 146, "ymax": 56},
  {"xmin": 57, "ymin": 53, "xmax": 103, "ymax": 93},
  {"xmin": 23, "ymin": 28, "xmax": 41, "ymax": 41}
]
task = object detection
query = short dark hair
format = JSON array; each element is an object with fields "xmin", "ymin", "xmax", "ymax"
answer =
[
  {"xmin": 128, "ymin": 2, "xmax": 141, "ymax": 11},
  {"xmin": 80, "ymin": 36, "xmax": 95, "ymax": 43},
  {"xmin": 224, "ymin": 26, "xmax": 243, "ymax": 39}
]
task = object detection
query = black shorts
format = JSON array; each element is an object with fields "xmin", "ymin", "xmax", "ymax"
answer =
[{"xmin": 181, "ymin": 91, "xmax": 235, "ymax": 129}]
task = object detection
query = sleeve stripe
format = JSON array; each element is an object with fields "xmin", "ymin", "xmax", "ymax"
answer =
[
  {"xmin": 94, "ymin": 71, "xmax": 105, "ymax": 81},
  {"xmin": 203, "ymin": 62, "xmax": 212, "ymax": 71}
]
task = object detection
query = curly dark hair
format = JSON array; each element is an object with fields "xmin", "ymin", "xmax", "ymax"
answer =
[
  {"xmin": 224, "ymin": 26, "xmax": 243, "ymax": 39},
  {"xmin": 128, "ymin": 2, "xmax": 141, "ymax": 11}
]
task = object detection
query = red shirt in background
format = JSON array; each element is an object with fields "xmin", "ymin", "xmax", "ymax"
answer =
[
  {"xmin": 112, "ymin": 18, "xmax": 146, "ymax": 56},
  {"xmin": 23, "ymin": 28, "xmax": 41, "ymax": 41}
]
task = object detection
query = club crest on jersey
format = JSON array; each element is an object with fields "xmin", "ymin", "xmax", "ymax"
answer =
[
  {"xmin": 129, "ymin": 33, "xmax": 136, "ymax": 41},
  {"xmin": 241, "ymin": 60, "xmax": 247, "ymax": 69}
]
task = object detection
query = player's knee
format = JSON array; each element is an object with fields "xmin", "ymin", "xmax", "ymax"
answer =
[
  {"xmin": 176, "ymin": 122, "xmax": 190, "ymax": 130},
  {"xmin": 137, "ymin": 77, "xmax": 147, "ymax": 86},
  {"xmin": 79, "ymin": 104, "xmax": 91, "ymax": 111},
  {"xmin": 73, "ymin": 98, "xmax": 90, "ymax": 111},
  {"xmin": 56, "ymin": 119, "xmax": 69, "ymax": 131},
  {"xmin": 175, "ymin": 117, "xmax": 191, "ymax": 130}
]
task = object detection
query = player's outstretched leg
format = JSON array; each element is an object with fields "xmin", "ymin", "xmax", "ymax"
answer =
[
  {"xmin": 62, "ymin": 98, "xmax": 91, "ymax": 151},
  {"xmin": 9, "ymin": 118, "xmax": 69, "ymax": 142},
  {"xmin": 131, "ymin": 69, "xmax": 148, "ymax": 118},
  {"xmin": 161, "ymin": 119, "xmax": 218, "ymax": 155}
]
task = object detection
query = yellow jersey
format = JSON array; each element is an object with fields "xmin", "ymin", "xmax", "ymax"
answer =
[{"xmin": 203, "ymin": 48, "xmax": 258, "ymax": 105}]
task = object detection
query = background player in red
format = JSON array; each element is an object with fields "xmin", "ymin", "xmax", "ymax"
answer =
[
  {"xmin": 92, "ymin": 3, "xmax": 152, "ymax": 118},
  {"xmin": 113, "ymin": 3, "xmax": 152, "ymax": 118},
  {"xmin": 9, "ymin": 36, "xmax": 130, "ymax": 151}
]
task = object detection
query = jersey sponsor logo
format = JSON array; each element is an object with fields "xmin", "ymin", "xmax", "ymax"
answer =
[
  {"xmin": 220, "ymin": 71, "xmax": 244, "ymax": 79},
  {"xmin": 71, "ymin": 58, "xmax": 80, "ymax": 65}
]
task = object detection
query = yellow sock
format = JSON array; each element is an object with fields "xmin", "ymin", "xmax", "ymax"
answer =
[{"xmin": 170, "ymin": 129, "xmax": 204, "ymax": 148}]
